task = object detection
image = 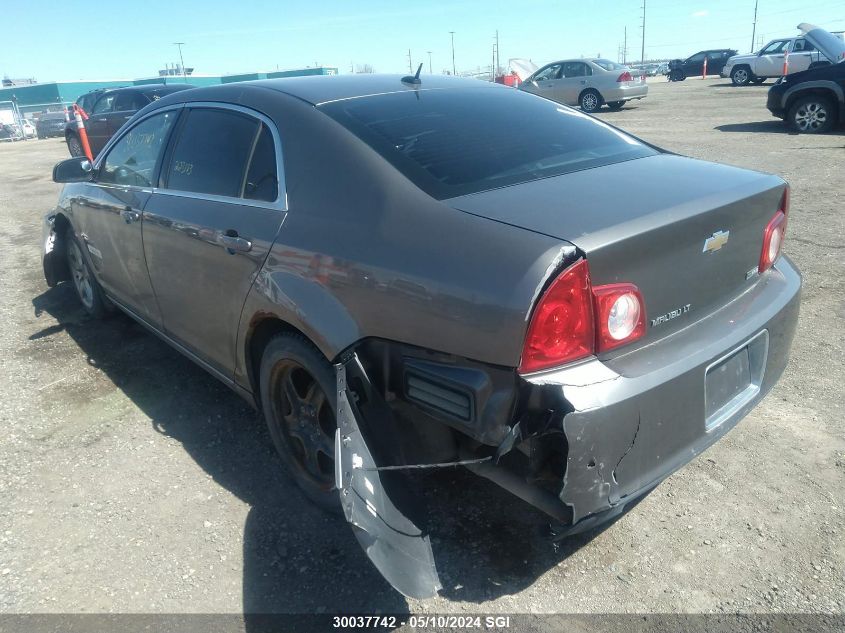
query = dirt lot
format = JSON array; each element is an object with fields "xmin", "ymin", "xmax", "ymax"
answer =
[{"xmin": 0, "ymin": 78, "xmax": 843, "ymax": 621}]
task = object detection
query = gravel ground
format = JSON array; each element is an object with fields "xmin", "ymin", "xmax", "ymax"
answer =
[{"xmin": 0, "ymin": 78, "xmax": 843, "ymax": 620}]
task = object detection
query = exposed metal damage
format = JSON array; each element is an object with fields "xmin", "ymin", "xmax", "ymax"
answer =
[
  {"xmin": 335, "ymin": 356, "xmax": 442, "ymax": 598},
  {"xmin": 331, "ymin": 297, "xmax": 797, "ymax": 596}
]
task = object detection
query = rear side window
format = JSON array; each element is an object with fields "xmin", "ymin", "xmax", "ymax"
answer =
[
  {"xmin": 113, "ymin": 92, "xmax": 148, "ymax": 112},
  {"xmin": 166, "ymin": 109, "xmax": 259, "ymax": 198},
  {"xmin": 99, "ymin": 111, "xmax": 177, "ymax": 187},
  {"xmin": 244, "ymin": 124, "xmax": 278, "ymax": 202},
  {"xmin": 320, "ymin": 87, "xmax": 657, "ymax": 199}
]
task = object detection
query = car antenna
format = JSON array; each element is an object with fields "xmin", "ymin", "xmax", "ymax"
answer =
[{"xmin": 402, "ymin": 63, "xmax": 424, "ymax": 86}]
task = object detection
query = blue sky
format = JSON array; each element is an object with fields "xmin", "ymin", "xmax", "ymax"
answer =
[{"xmin": 4, "ymin": 0, "xmax": 844, "ymax": 81}]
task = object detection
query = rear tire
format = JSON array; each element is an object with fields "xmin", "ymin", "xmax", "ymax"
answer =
[
  {"xmin": 730, "ymin": 66, "xmax": 752, "ymax": 86},
  {"xmin": 579, "ymin": 89, "xmax": 602, "ymax": 113},
  {"xmin": 607, "ymin": 101, "xmax": 625, "ymax": 111},
  {"xmin": 66, "ymin": 133, "xmax": 83, "ymax": 157},
  {"xmin": 787, "ymin": 94, "xmax": 835, "ymax": 134},
  {"xmin": 65, "ymin": 231, "xmax": 107, "ymax": 318},
  {"xmin": 260, "ymin": 333, "xmax": 341, "ymax": 514}
]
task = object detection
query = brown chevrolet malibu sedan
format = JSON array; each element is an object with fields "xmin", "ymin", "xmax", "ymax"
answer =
[{"xmin": 43, "ymin": 74, "xmax": 801, "ymax": 597}]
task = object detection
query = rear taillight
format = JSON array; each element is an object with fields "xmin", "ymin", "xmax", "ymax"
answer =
[
  {"xmin": 592, "ymin": 284, "xmax": 646, "ymax": 353},
  {"xmin": 518, "ymin": 259, "xmax": 647, "ymax": 374},
  {"xmin": 617, "ymin": 71, "xmax": 633, "ymax": 82},
  {"xmin": 758, "ymin": 187, "xmax": 790, "ymax": 274},
  {"xmin": 518, "ymin": 259, "xmax": 593, "ymax": 374}
]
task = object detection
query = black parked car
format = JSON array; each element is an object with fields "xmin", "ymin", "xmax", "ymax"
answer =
[
  {"xmin": 45, "ymin": 74, "xmax": 800, "ymax": 598},
  {"xmin": 767, "ymin": 24, "xmax": 845, "ymax": 133},
  {"xmin": 668, "ymin": 49, "xmax": 737, "ymax": 81},
  {"xmin": 35, "ymin": 112, "xmax": 69, "ymax": 139},
  {"xmin": 66, "ymin": 83, "xmax": 193, "ymax": 158}
]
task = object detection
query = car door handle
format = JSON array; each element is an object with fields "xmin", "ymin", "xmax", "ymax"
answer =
[
  {"xmin": 95, "ymin": 117, "xmax": 107, "ymax": 122},
  {"xmin": 218, "ymin": 231, "xmax": 252, "ymax": 254},
  {"xmin": 121, "ymin": 207, "xmax": 140, "ymax": 223}
]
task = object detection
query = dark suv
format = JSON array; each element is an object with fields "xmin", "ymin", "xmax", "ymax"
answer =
[
  {"xmin": 66, "ymin": 84, "xmax": 193, "ymax": 157},
  {"xmin": 667, "ymin": 49, "xmax": 737, "ymax": 81},
  {"xmin": 767, "ymin": 24, "xmax": 845, "ymax": 133}
]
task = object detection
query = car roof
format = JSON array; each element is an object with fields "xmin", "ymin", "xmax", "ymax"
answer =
[{"xmin": 162, "ymin": 74, "xmax": 501, "ymax": 107}]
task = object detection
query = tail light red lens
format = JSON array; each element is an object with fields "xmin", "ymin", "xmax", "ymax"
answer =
[
  {"xmin": 518, "ymin": 260, "xmax": 647, "ymax": 374},
  {"xmin": 617, "ymin": 71, "xmax": 633, "ymax": 82},
  {"xmin": 518, "ymin": 259, "xmax": 593, "ymax": 374},
  {"xmin": 758, "ymin": 187, "xmax": 790, "ymax": 274},
  {"xmin": 592, "ymin": 284, "xmax": 646, "ymax": 353}
]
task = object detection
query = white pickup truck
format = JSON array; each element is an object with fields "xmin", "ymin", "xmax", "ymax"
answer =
[{"xmin": 722, "ymin": 36, "xmax": 830, "ymax": 85}]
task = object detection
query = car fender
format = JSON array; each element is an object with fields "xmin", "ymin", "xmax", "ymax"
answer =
[
  {"xmin": 235, "ymin": 267, "xmax": 362, "ymax": 391},
  {"xmin": 781, "ymin": 80, "xmax": 845, "ymax": 111}
]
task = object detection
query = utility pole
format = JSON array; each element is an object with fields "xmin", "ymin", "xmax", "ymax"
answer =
[
  {"xmin": 640, "ymin": 0, "xmax": 646, "ymax": 65},
  {"xmin": 449, "ymin": 31, "xmax": 456, "ymax": 75},
  {"xmin": 623, "ymin": 26, "xmax": 627, "ymax": 64},
  {"xmin": 427, "ymin": 51, "xmax": 433, "ymax": 74},
  {"xmin": 750, "ymin": 0, "xmax": 759, "ymax": 52},
  {"xmin": 173, "ymin": 42, "xmax": 187, "ymax": 82},
  {"xmin": 495, "ymin": 30, "xmax": 500, "ymax": 78},
  {"xmin": 407, "ymin": 49, "xmax": 413, "ymax": 73}
]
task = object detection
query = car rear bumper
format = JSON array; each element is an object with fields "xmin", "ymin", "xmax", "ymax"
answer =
[
  {"xmin": 603, "ymin": 83, "xmax": 649, "ymax": 102},
  {"xmin": 513, "ymin": 255, "xmax": 801, "ymax": 531}
]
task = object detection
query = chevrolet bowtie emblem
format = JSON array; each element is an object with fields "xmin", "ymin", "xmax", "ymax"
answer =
[{"xmin": 703, "ymin": 230, "xmax": 730, "ymax": 253}]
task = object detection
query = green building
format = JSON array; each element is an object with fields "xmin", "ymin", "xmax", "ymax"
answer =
[{"xmin": 0, "ymin": 67, "xmax": 339, "ymax": 116}]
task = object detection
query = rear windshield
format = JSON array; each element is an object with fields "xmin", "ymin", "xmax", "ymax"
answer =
[
  {"xmin": 592, "ymin": 59, "xmax": 625, "ymax": 71},
  {"xmin": 320, "ymin": 87, "xmax": 657, "ymax": 199}
]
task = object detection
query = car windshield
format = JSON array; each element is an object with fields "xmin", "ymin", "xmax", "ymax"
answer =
[
  {"xmin": 320, "ymin": 87, "xmax": 658, "ymax": 199},
  {"xmin": 592, "ymin": 59, "xmax": 625, "ymax": 71}
]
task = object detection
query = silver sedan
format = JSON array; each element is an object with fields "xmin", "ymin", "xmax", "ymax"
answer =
[{"xmin": 520, "ymin": 58, "xmax": 648, "ymax": 112}]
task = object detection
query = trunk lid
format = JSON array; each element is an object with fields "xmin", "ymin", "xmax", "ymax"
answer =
[{"xmin": 447, "ymin": 154, "xmax": 787, "ymax": 349}]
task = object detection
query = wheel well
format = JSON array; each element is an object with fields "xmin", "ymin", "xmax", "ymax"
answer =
[
  {"xmin": 246, "ymin": 316, "xmax": 322, "ymax": 402},
  {"xmin": 786, "ymin": 88, "xmax": 840, "ymax": 116}
]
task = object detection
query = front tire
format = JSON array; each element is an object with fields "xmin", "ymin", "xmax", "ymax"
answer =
[
  {"xmin": 66, "ymin": 231, "xmax": 107, "ymax": 318},
  {"xmin": 66, "ymin": 133, "xmax": 83, "ymax": 157},
  {"xmin": 788, "ymin": 94, "xmax": 835, "ymax": 134},
  {"xmin": 260, "ymin": 334, "xmax": 340, "ymax": 513},
  {"xmin": 730, "ymin": 66, "xmax": 752, "ymax": 86},
  {"xmin": 579, "ymin": 89, "xmax": 602, "ymax": 113}
]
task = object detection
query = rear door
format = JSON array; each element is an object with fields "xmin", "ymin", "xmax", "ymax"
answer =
[{"xmin": 142, "ymin": 104, "xmax": 285, "ymax": 376}]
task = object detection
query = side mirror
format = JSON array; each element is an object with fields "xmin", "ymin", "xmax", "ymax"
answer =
[{"xmin": 53, "ymin": 156, "xmax": 93, "ymax": 183}]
